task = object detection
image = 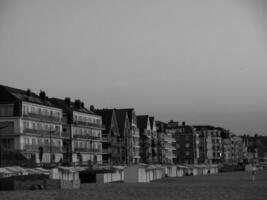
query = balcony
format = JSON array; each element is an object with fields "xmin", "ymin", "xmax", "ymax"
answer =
[
  {"xmin": 23, "ymin": 128, "xmax": 61, "ymax": 138},
  {"xmin": 74, "ymin": 148, "xmax": 102, "ymax": 153},
  {"xmin": 23, "ymin": 112, "xmax": 61, "ymax": 123},
  {"xmin": 74, "ymin": 121, "xmax": 105, "ymax": 129},
  {"xmin": 23, "ymin": 144, "xmax": 62, "ymax": 153},
  {"xmin": 73, "ymin": 134, "xmax": 101, "ymax": 140}
]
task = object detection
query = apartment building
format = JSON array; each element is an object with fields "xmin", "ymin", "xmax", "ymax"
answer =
[
  {"xmin": 50, "ymin": 98, "xmax": 104, "ymax": 166},
  {"xmin": 175, "ymin": 122, "xmax": 199, "ymax": 164},
  {"xmin": 194, "ymin": 126, "xmax": 222, "ymax": 164},
  {"xmin": 0, "ymin": 85, "xmax": 63, "ymax": 164},
  {"xmin": 117, "ymin": 109, "xmax": 140, "ymax": 164},
  {"xmin": 94, "ymin": 109, "xmax": 121, "ymax": 165},
  {"xmin": 114, "ymin": 109, "xmax": 131, "ymax": 164},
  {"xmin": 137, "ymin": 115, "xmax": 152, "ymax": 164}
]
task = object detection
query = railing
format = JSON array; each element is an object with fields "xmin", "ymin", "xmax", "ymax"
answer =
[
  {"xmin": 23, "ymin": 112, "xmax": 61, "ymax": 123},
  {"xmin": 74, "ymin": 121, "xmax": 105, "ymax": 129},
  {"xmin": 24, "ymin": 144, "xmax": 62, "ymax": 152},
  {"xmin": 74, "ymin": 148, "xmax": 102, "ymax": 153},
  {"xmin": 23, "ymin": 128, "xmax": 61, "ymax": 137},
  {"xmin": 73, "ymin": 134, "xmax": 101, "ymax": 140}
]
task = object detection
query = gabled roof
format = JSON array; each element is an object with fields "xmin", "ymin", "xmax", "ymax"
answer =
[
  {"xmin": 50, "ymin": 98, "xmax": 94, "ymax": 115},
  {"xmin": 116, "ymin": 108, "xmax": 135, "ymax": 123},
  {"xmin": 114, "ymin": 109, "xmax": 129, "ymax": 137},
  {"xmin": 0, "ymin": 85, "xmax": 57, "ymax": 108},
  {"xmin": 94, "ymin": 109, "xmax": 115, "ymax": 133},
  {"xmin": 137, "ymin": 115, "xmax": 149, "ymax": 129},
  {"xmin": 149, "ymin": 116, "xmax": 155, "ymax": 130}
]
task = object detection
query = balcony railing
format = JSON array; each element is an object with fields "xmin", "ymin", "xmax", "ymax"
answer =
[
  {"xmin": 74, "ymin": 148, "xmax": 102, "ymax": 153},
  {"xmin": 24, "ymin": 144, "xmax": 62, "ymax": 152},
  {"xmin": 73, "ymin": 134, "xmax": 101, "ymax": 140},
  {"xmin": 23, "ymin": 112, "xmax": 61, "ymax": 123},
  {"xmin": 74, "ymin": 121, "xmax": 105, "ymax": 129},
  {"xmin": 23, "ymin": 128, "xmax": 61, "ymax": 137}
]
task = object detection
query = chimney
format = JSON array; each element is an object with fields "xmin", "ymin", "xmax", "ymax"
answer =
[
  {"xmin": 81, "ymin": 102, "xmax": 84, "ymax": 108},
  {"xmin": 74, "ymin": 99, "xmax": 81, "ymax": 108},
  {"xmin": 39, "ymin": 90, "xmax": 46, "ymax": 101},
  {"xmin": 64, "ymin": 97, "xmax": 71, "ymax": 106},
  {"xmin": 182, "ymin": 121, "xmax": 186, "ymax": 126},
  {"xmin": 90, "ymin": 105, "xmax": 95, "ymax": 112},
  {"xmin": 26, "ymin": 89, "xmax": 31, "ymax": 96}
]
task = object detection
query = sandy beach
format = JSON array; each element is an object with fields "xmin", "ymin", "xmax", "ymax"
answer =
[{"xmin": 1, "ymin": 170, "xmax": 267, "ymax": 200}]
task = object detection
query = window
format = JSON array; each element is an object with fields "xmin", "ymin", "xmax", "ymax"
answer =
[
  {"xmin": 185, "ymin": 151, "xmax": 190, "ymax": 156},
  {"xmin": 32, "ymin": 138, "xmax": 37, "ymax": 145},
  {"xmin": 23, "ymin": 106, "xmax": 26, "ymax": 114},
  {"xmin": 38, "ymin": 138, "xmax": 42, "ymax": 145},
  {"xmin": 185, "ymin": 143, "xmax": 190, "ymax": 148},
  {"xmin": 24, "ymin": 121, "xmax": 29, "ymax": 129},
  {"xmin": 24, "ymin": 137, "xmax": 30, "ymax": 145},
  {"xmin": 32, "ymin": 123, "xmax": 36, "ymax": 129},
  {"xmin": 45, "ymin": 139, "xmax": 49, "ymax": 145},
  {"xmin": 50, "ymin": 110, "xmax": 53, "ymax": 116}
]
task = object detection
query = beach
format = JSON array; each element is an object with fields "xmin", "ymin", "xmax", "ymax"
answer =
[{"xmin": 1, "ymin": 170, "xmax": 267, "ymax": 200}]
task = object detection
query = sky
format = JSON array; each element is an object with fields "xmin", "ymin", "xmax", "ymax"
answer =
[{"xmin": 0, "ymin": 0, "xmax": 266, "ymax": 135}]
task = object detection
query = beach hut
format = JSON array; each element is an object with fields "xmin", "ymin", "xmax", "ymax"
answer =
[
  {"xmin": 50, "ymin": 167, "xmax": 83, "ymax": 181},
  {"xmin": 95, "ymin": 166, "xmax": 125, "ymax": 183},
  {"xmin": 165, "ymin": 165, "xmax": 177, "ymax": 177},
  {"xmin": 176, "ymin": 165, "xmax": 186, "ymax": 177},
  {"xmin": 191, "ymin": 166, "xmax": 198, "ymax": 176},
  {"xmin": 112, "ymin": 166, "xmax": 125, "ymax": 182},
  {"xmin": 124, "ymin": 164, "xmax": 148, "ymax": 183}
]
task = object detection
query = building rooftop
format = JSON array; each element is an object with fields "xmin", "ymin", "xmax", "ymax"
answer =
[
  {"xmin": 50, "ymin": 97, "xmax": 94, "ymax": 115},
  {"xmin": 0, "ymin": 85, "xmax": 58, "ymax": 108},
  {"xmin": 136, "ymin": 115, "xmax": 149, "ymax": 129}
]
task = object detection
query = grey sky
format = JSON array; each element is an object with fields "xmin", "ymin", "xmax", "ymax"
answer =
[{"xmin": 0, "ymin": 0, "xmax": 266, "ymax": 135}]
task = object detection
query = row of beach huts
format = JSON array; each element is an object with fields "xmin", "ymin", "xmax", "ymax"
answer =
[{"xmin": 0, "ymin": 164, "xmax": 220, "ymax": 190}]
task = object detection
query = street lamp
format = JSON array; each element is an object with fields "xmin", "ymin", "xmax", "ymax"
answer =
[{"xmin": 0, "ymin": 125, "xmax": 9, "ymax": 167}]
